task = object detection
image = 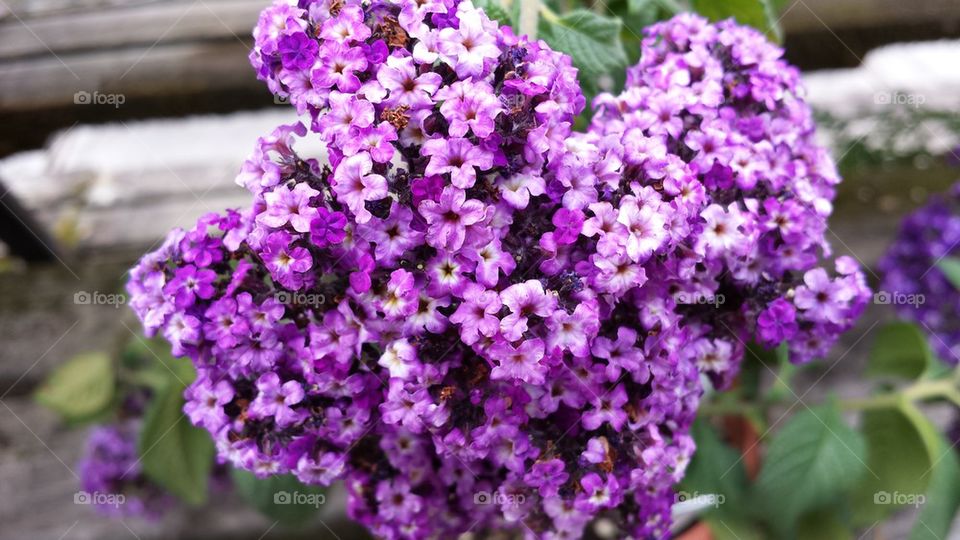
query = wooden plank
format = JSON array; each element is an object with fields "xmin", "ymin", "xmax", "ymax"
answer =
[
  {"xmin": 0, "ymin": 0, "xmax": 162, "ymax": 20},
  {"xmin": 780, "ymin": 0, "xmax": 959, "ymax": 33},
  {"xmin": 74, "ymin": 190, "xmax": 251, "ymax": 249},
  {"xmin": 0, "ymin": 0, "xmax": 262, "ymax": 60},
  {"xmin": 0, "ymin": 41, "xmax": 260, "ymax": 111}
]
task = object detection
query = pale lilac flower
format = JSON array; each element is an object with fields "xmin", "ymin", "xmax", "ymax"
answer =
[
  {"xmin": 419, "ymin": 186, "xmax": 487, "ymax": 250},
  {"xmin": 422, "ymin": 137, "xmax": 493, "ymax": 189},
  {"xmin": 333, "ymin": 153, "xmax": 388, "ymax": 223},
  {"xmin": 257, "ymin": 182, "xmax": 319, "ymax": 233}
]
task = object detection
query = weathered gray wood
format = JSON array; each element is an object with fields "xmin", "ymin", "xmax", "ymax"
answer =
[
  {"xmin": 0, "ymin": 0, "xmax": 262, "ymax": 60},
  {"xmin": 0, "ymin": 41, "xmax": 259, "ymax": 111},
  {"xmin": 75, "ymin": 190, "xmax": 252, "ymax": 249},
  {"xmin": 780, "ymin": 0, "xmax": 960, "ymax": 33},
  {"xmin": 1, "ymin": 0, "xmax": 161, "ymax": 20}
]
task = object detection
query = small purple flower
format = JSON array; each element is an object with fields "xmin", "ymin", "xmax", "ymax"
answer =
[
  {"xmin": 582, "ymin": 385, "xmax": 629, "ymax": 431},
  {"xmin": 349, "ymin": 252, "xmax": 375, "ymax": 293},
  {"xmin": 312, "ymin": 41, "xmax": 367, "ymax": 92},
  {"xmin": 794, "ymin": 268, "xmax": 853, "ymax": 325},
  {"xmin": 79, "ymin": 423, "xmax": 174, "ymax": 519},
  {"xmin": 262, "ymin": 231, "xmax": 312, "ymax": 287},
  {"xmin": 499, "ymin": 280, "xmax": 557, "ymax": 341},
  {"xmin": 418, "ymin": 186, "xmax": 487, "ymax": 251},
  {"xmin": 467, "ymin": 238, "xmax": 515, "ymax": 287},
  {"xmin": 249, "ymin": 372, "xmax": 305, "ymax": 427},
  {"xmin": 332, "ymin": 152, "xmax": 388, "ymax": 223},
  {"xmin": 490, "ymin": 338, "xmax": 547, "ymax": 385},
  {"xmin": 422, "ymin": 137, "xmax": 494, "ymax": 189},
  {"xmin": 317, "ymin": 93, "xmax": 375, "ymax": 142},
  {"xmin": 257, "ymin": 182, "xmax": 319, "ymax": 233},
  {"xmin": 437, "ymin": 4, "xmax": 500, "ymax": 78},
  {"xmin": 410, "ymin": 175, "xmax": 443, "ymax": 206},
  {"xmin": 575, "ymin": 473, "xmax": 621, "ymax": 512},
  {"xmin": 377, "ymin": 55, "xmax": 442, "ymax": 109},
  {"xmin": 375, "ymin": 479, "xmax": 423, "ymax": 521},
  {"xmin": 164, "ymin": 265, "xmax": 216, "ymax": 308},
  {"xmin": 757, "ymin": 298, "xmax": 799, "ymax": 345},
  {"xmin": 523, "ymin": 458, "xmax": 568, "ymax": 497},
  {"xmin": 342, "ymin": 122, "xmax": 397, "ymax": 163},
  {"xmin": 278, "ymin": 32, "xmax": 319, "ymax": 70},
  {"xmin": 309, "ymin": 208, "xmax": 348, "ymax": 247},
  {"xmin": 552, "ymin": 208, "xmax": 585, "ymax": 245},
  {"xmin": 203, "ymin": 297, "xmax": 247, "ymax": 349},
  {"xmin": 381, "ymin": 269, "xmax": 418, "ymax": 319},
  {"xmin": 179, "ymin": 225, "xmax": 223, "ymax": 267},
  {"xmin": 449, "ymin": 283, "xmax": 501, "ymax": 345},
  {"xmin": 184, "ymin": 379, "xmax": 234, "ymax": 431},
  {"xmin": 319, "ymin": 5, "xmax": 371, "ymax": 43},
  {"xmin": 437, "ymin": 80, "xmax": 502, "ymax": 138}
]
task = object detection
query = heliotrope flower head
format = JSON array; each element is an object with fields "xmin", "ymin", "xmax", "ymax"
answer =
[
  {"xmin": 127, "ymin": 8, "xmax": 868, "ymax": 540},
  {"xmin": 78, "ymin": 422, "xmax": 175, "ymax": 520},
  {"xmin": 583, "ymin": 13, "xmax": 870, "ymax": 390},
  {"xmin": 879, "ymin": 181, "xmax": 960, "ymax": 363}
]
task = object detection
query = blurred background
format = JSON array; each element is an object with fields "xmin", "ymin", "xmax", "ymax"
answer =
[{"xmin": 1, "ymin": 0, "xmax": 960, "ymax": 538}]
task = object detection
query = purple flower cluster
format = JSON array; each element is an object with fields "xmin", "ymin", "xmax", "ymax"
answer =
[
  {"xmin": 879, "ymin": 181, "xmax": 960, "ymax": 363},
  {"xmin": 583, "ymin": 13, "xmax": 870, "ymax": 382},
  {"xmin": 78, "ymin": 421, "xmax": 174, "ymax": 519},
  {"xmin": 127, "ymin": 7, "xmax": 868, "ymax": 539}
]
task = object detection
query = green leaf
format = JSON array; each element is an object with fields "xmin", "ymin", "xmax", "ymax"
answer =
[
  {"xmin": 753, "ymin": 403, "xmax": 867, "ymax": 526},
  {"xmin": 937, "ymin": 257, "xmax": 960, "ymax": 291},
  {"xmin": 627, "ymin": 0, "xmax": 682, "ymax": 15},
  {"xmin": 231, "ymin": 470, "xmax": 327, "ymax": 525},
  {"xmin": 851, "ymin": 402, "xmax": 939, "ymax": 525},
  {"xmin": 619, "ymin": 0, "xmax": 680, "ymax": 63},
  {"xmin": 705, "ymin": 515, "xmax": 764, "ymax": 540},
  {"xmin": 909, "ymin": 431, "xmax": 960, "ymax": 540},
  {"xmin": 681, "ymin": 417, "xmax": 748, "ymax": 509},
  {"xmin": 35, "ymin": 352, "xmax": 115, "ymax": 422},
  {"xmin": 867, "ymin": 322, "xmax": 933, "ymax": 380},
  {"xmin": 474, "ymin": 0, "xmax": 515, "ymax": 28},
  {"xmin": 139, "ymin": 378, "xmax": 214, "ymax": 505},
  {"xmin": 690, "ymin": 0, "xmax": 783, "ymax": 41},
  {"xmin": 797, "ymin": 508, "xmax": 853, "ymax": 539},
  {"xmin": 539, "ymin": 9, "xmax": 629, "ymax": 96}
]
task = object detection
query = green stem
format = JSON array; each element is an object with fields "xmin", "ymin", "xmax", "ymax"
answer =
[
  {"xmin": 538, "ymin": 3, "xmax": 560, "ymax": 25},
  {"xmin": 520, "ymin": 0, "xmax": 541, "ymax": 38}
]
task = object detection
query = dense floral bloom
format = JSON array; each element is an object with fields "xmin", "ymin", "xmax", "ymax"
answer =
[
  {"xmin": 127, "ymin": 7, "xmax": 868, "ymax": 540},
  {"xmin": 879, "ymin": 181, "xmax": 960, "ymax": 363},
  {"xmin": 586, "ymin": 13, "xmax": 870, "ymax": 385},
  {"xmin": 78, "ymin": 422, "xmax": 174, "ymax": 519}
]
